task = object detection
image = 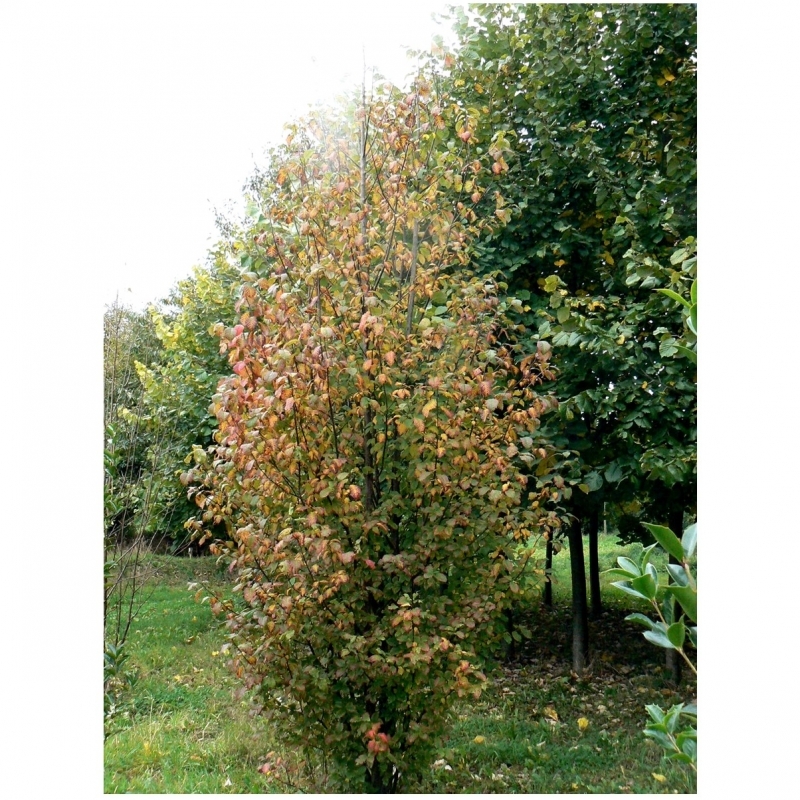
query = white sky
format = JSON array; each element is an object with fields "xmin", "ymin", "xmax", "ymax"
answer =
[{"xmin": 3, "ymin": 0, "xmax": 454, "ymax": 310}]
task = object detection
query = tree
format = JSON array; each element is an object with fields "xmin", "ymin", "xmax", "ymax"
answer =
[
  {"xmin": 186, "ymin": 77, "xmax": 564, "ymax": 792},
  {"xmin": 133, "ymin": 255, "xmax": 243, "ymax": 546},
  {"xmin": 440, "ymin": 3, "xmax": 697, "ymax": 670},
  {"xmin": 103, "ymin": 300, "xmax": 169, "ymax": 730}
]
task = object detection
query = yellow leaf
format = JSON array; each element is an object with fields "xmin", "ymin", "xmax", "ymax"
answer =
[
  {"xmin": 577, "ymin": 717, "xmax": 590, "ymax": 731},
  {"xmin": 543, "ymin": 705, "xmax": 559, "ymax": 722},
  {"xmin": 662, "ymin": 68, "xmax": 675, "ymax": 82},
  {"xmin": 554, "ymin": 259, "xmax": 566, "ymax": 267},
  {"xmin": 422, "ymin": 398, "xmax": 437, "ymax": 418},
  {"xmin": 652, "ymin": 773, "xmax": 667, "ymax": 783},
  {"xmin": 473, "ymin": 736, "xmax": 486, "ymax": 744}
]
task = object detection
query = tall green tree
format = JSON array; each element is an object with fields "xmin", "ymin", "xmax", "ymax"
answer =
[{"xmin": 441, "ymin": 3, "xmax": 697, "ymax": 670}]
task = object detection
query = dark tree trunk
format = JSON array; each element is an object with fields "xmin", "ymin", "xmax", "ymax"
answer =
[
  {"xmin": 665, "ymin": 507, "xmax": 684, "ymax": 686},
  {"xmin": 506, "ymin": 607, "xmax": 516, "ymax": 660},
  {"xmin": 567, "ymin": 517, "xmax": 589, "ymax": 673},
  {"xmin": 588, "ymin": 506, "xmax": 602, "ymax": 619},
  {"xmin": 543, "ymin": 536, "xmax": 553, "ymax": 607}
]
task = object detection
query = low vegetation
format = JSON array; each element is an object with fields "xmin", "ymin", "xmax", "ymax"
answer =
[{"xmin": 104, "ymin": 539, "xmax": 696, "ymax": 794}]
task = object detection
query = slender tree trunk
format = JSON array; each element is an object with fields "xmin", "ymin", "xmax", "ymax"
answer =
[
  {"xmin": 567, "ymin": 517, "xmax": 589, "ymax": 673},
  {"xmin": 588, "ymin": 506, "xmax": 602, "ymax": 619},
  {"xmin": 505, "ymin": 607, "xmax": 516, "ymax": 661},
  {"xmin": 543, "ymin": 536, "xmax": 553, "ymax": 607},
  {"xmin": 665, "ymin": 507, "xmax": 684, "ymax": 685}
]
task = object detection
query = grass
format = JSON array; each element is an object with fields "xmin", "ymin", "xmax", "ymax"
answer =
[{"xmin": 104, "ymin": 538, "xmax": 697, "ymax": 794}]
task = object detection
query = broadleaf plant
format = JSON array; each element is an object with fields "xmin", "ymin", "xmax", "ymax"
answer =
[{"xmin": 187, "ymin": 76, "xmax": 563, "ymax": 793}]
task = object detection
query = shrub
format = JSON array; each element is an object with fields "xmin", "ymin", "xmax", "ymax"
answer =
[{"xmin": 187, "ymin": 78, "xmax": 562, "ymax": 792}]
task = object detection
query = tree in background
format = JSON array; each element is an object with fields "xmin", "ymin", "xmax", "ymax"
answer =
[
  {"xmin": 133, "ymin": 254, "xmax": 243, "ymax": 547},
  {"xmin": 439, "ymin": 2, "xmax": 697, "ymax": 671},
  {"xmin": 186, "ymin": 77, "xmax": 565, "ymax": 792}
]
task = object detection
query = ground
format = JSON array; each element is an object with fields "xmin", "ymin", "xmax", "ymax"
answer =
[{"xmin": 104, "ymin": 539, "xmax": 697, "ymax": 794}]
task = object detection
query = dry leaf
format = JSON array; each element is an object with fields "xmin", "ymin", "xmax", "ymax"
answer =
[{"xmin": 543, "ymin": 705, "xmax": 559, "ymax": 722}]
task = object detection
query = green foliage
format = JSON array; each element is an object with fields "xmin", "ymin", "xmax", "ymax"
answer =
[
  {"xmin": 104, "ymin": 641, "xmax": 138, "ymax": 738},
  {"xmin": 441, "ymin": 2, "xmax": 697, "ymax": 518},
  {"xmin": 644, "ymin": 702, "xmax": 697, "ymax": 769},
  {"xmin": 187, "ymin": 78, "xmax": 564, "ymax": 792},
  {"xmin": 133, "ymin": 258, "xmax": 242, "ymax": 542},
  {"xmin": 104, "ymin": 301, "xmax": 164, "ymax": 537},
  {"xmin": 608, "ymin": 521, "xmax": 697, "ymax": 770}
]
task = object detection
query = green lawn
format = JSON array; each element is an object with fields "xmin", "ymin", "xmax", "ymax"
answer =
[{"xmin": 104, "ymin": 538, "xmax": 697, "ymax": 793}]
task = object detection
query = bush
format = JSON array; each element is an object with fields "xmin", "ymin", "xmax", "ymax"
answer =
[{"xmin": 187, "ymin": 78, "xmax": 563, "ymax": 792}]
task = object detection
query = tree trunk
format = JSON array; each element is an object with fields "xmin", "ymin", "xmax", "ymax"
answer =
[
  {"xmin": 588, "ymin": 506, "xmax": 602, "ymax": 619},
  {"xmin": 506, "ymin": 607, "xmax": 516, "ymax": 661},
  {"xmin": 543, "ymin": 535, "xmax": 553, "ymax": 607},
  {"xmin": 664, "ymin": 507, "xmax": 684, "ymax": 685},
  {"xmin": 567, "ymin": 517, "xmax": 589, "ymax": 673}
]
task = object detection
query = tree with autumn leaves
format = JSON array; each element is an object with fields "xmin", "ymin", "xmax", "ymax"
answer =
[{"xmin": 184, "ymin": 79, "xmax": 568, "ymax": 791}]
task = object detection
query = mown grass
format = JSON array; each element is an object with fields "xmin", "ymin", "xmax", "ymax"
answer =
[{"xmin": 104, "ymin": 538, "xmax": 697, "ymax": 794}]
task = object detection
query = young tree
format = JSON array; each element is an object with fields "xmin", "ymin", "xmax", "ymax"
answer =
[{"xmin": 186, "ymin": 78, "xmax": 563, "ymax": 792}]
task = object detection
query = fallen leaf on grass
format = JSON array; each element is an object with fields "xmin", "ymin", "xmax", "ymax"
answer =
[
  {"xmin": 577, "ymin": 717, "xmax": 590, "ymax": 731},
  {"xmin": 473, "ymin": 735, "xmax": 486, "ymax": 744},
  {"xmin": 652, "ymin": 773, "xmax": 667, "ymax": 783},
  {"xmin": 543, "ymin": 705, "xmax": 559, "ymax": 722}
]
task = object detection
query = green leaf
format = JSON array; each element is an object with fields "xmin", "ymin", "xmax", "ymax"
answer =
[
  {"xmin": 666, "ymin": 563, "xmax": 689, "ymax": 587},
  {"xmin": 643, "ymin": 523, "xmax": 684, "ymax": 562},
  {"xmin": 669, "ymin": 248, "xmax": 687, "ymax": 266},
  {"xmin": 690, "ymin": 279, "xmax": 697, "ymax": 306},
  {"xmin": 666, "ymin": 620, "xmax": 686, "ymax": 649},
  {"xmin": 674, "ymin": 344, "xmax": 697, "ymax": 364},
  {"xmin": 604, "ymin": 463, "xmax": 624, "ymax": 483},
  {"xmin": 687, "ymin": 304, "xmax": 697, "ymax": 335},
  {"xmin": 640, "ymin": 543, "xmax": 659, "ymax": 571},
  {"xmin": 656, "ymin": 288, "xmax": 691, "ymax": 309},
  {"xmin": 625, "ymin": 612, "xmax": 656, "ymax": 629},
  {"xmin": 611, "ymin": 580, "xmax": 650, "ymax": 602},
  {"xmin": 583, "ymin": 470, "xmax": 603, "ymax": 491},
  {"xmin": 666, "ymin": 585, "xmax": 697, "ymax": 622},
  {"xmin": 644, "ymin": 728, "xmax": 674, "ymax": 750},
  {"xmin": 682, "ymin": 523, "xmax": 697, "ymax": 559},
  {"xmin": 643, "ymin": 628, "xmax": 675, "ymax": 649},
  {"xmin": 616, "ymin": 556, "xmax": 641, "ymax": 576},
  {"xmin": 631, "ymin": 573, "xmax": 657, "ymax": 601}
]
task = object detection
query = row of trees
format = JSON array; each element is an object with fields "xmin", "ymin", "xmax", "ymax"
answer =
[
  {"xmin": 103, "ymin": 3, "xmax": 696, "ymax": 789},
  {"xmin": 442, "ymin": 2, "xmax": 697, "ymax": 673}
]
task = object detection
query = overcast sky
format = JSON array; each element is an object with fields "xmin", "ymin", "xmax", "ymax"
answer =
[{"xmin": 3, "ymin": 0, "xmax": 454, "ymax": 310}]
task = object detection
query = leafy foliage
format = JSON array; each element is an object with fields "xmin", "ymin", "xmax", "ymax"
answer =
[
  {"xmin": 187, "ymin": 78, "xmax": 564, "ymax": 792},
  {"xmin": 441, "ymin": 2, "xmax": 697, "ymax": 526},
  {"xmin": 608, "ymin": 521, "xmax": 697, "ymax": 771},
  {"xmin": 133, "ymin": 258, "xmax": 242, "ymax": 543}
]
